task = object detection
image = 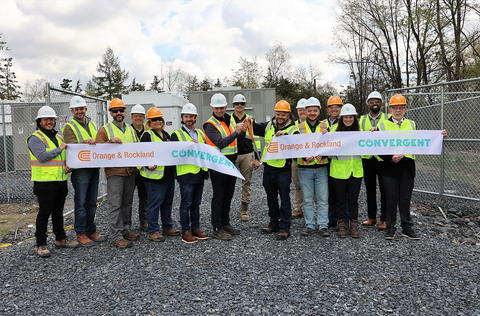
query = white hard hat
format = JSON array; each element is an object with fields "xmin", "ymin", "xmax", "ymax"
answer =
[
  {"xmin": 296, "ymin": 98, "xmax": 307, "ymax": 109},
  {"xmin": 306, "ymin": 97, "xmax": 321, "ymax": 109},
  {"xmin": 367, "ymin": 91, "xmax": 383, "ymax": 103},
  {"xmin": 130, "ymin": 104, "xmax": 146, "ymax": 115},
  {"xmin": 181, "ymin": 103, "xmax": 198, "ymax": 115},
  {"xmin": 340, "ymin": 103, "xmax": 358, "ymax": 116},
  {"xmin": 210, "ymin": 93, "xmax": 228, "ymax": 107},
  {"xmin": 69, "ymin": 96, "xmax": 87, "ymax": 109},
  {"xmin": 232, "ymin": 94, "xmax": 246, "ymax": 103},
  {"xmin": 36, "ymin": 106, "xmax": 57, "ymax": 119}
]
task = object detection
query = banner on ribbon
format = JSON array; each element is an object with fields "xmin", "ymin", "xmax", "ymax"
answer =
[
  {"xmin": 66, "ymin": 142, "xmax": 245, "ymax": 180},
  {"xmin": 263, "ymin": 130, "xmax": 444, "ymax": 160}
]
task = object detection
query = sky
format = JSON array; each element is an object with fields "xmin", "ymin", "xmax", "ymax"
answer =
[{"xmin": 0, "ymin": 0, "xmax": 349, "ymax": 97}]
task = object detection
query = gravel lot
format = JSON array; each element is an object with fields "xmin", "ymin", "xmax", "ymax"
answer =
[{"xmin": 1, "ymin": 166, "xmax": 480, "ymax": 315}]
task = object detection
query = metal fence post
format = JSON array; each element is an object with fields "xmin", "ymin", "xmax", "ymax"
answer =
[
  {"xmin": 2, "ymin": 102, "xmax": 10, "ymax": 202},
  {"xmin": 439, "ymin": 84, "xmax": 445, "ymax": 195},
  {"xmin": 45, "ymin": 82, "xmax": 51, "ymax": 107}
]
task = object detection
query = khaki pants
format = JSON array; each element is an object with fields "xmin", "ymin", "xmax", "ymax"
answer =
[
  {"xmin": 235, "ymin": 153, "xmax": 254, "ymax": 204},
  {"xmin": 291, "ymin": 161, "xmax": 303, "ymax": 212}
]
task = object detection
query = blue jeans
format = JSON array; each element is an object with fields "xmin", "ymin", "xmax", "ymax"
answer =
[
  {"xmin": 179, "ymin": 182, "xmax": 204, "ymax": 231},
  {"xmin": 263, "ymin": 169, "xmax": 292, "ymax": 233},
  {"xmin": 71, "ymin": 168, "xmax": 99, "ymax": 235},
  {"xmin": 144, "ymin": 179, "xmax": 175, "ymax": 233},
  {"xmin": 298, "ymin": 167, "xmax": 329, "ymax": 229}
]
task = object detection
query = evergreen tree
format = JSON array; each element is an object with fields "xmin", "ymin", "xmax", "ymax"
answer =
[
  {"xmin": 60, "ymin": 78, "xmax": 72, "ymax": 91},
  {"xmin": 74, "ymin": 79, "xmax": 82, "ymax": 93},
  {"xmin": 92, "ymin": 47, "xmax": 129, "ymax": 99},
  {"xmin": 129, "ymin": 77, "xmax": 145, "ymax": 91},
  {"xmin": 214, "ymin": 78, "xmax": 222, "ymax": 87},
  {"xmin": 0, "ymin": 57, "xmax": 22, "ymax": 100},
  {"xmin": 149, "ymin": 75, "xmax": 163, "ymax": 92},
  {"xmin": 200, "ymin": 78, "xmax": 212, "ymax": 91}
]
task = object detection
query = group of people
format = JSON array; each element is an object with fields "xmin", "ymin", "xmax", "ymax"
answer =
[{"xmin": 27, "ymin": 91, "xmax": 447, "ymax": 257}]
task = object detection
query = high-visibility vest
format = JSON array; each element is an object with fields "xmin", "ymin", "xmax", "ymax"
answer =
[
  {"xmin": 172, "ymin": 128, "xmax": 208, "ymax": 176},
  {"xmin": 230, "ymin": 113, "xmax": 262, "ymax": 154},
  {"xmin": 62, "ymin": 119, "xmax": 98, "ymax": 143},
  {"xmin": 297, "ymin": 119, "xmax": 329, "ymax": 166},
  {"xmin": 359, "ymin": 112, "xmax": 388, "ymax": 159},
  {"xmin": 329, "ymin": 124, "xmax": 363, "ymax": 179},
  {"xmin": 138, "ymin": 130, "xmax": 165, "ymax": 180},
  {"xmin": 103, "ymin": 122, "xmax": 138, "ymax": 143},
  {"xmin": 262, "ymin": 122, "xmax": 299, "ymax": 168},
  {"xmin": 26, "ymin": 131, "xmax": 67, "ymax": 182},
  {"xmin": 203, "ymin": 116, "xmax": 237, "ymax": 155},
  {"xmin": 377, "ymin": 119, "xmax": 416, "ymax": 160}
]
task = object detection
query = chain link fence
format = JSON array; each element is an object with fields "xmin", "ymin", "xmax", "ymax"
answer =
[
  {"xmin": 386, "ymin": 77, "xmax": 480, "ymax": 201},
  {"xmin": 0, "ymin": 83, "xmax": 108, "ymax": 205}
]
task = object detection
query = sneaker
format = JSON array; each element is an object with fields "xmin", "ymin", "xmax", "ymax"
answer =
[
  {"xmin": 385, "ymin": 230, "xmax": 395, "ymax": 240},
  {"xmin": 212, "ymin": 229, "xmax": 232, "ymax": 241},
  {"xmin": 36, "ymin": 245, "xmax": 50, "ymax": 257},
  {"xmin": 123, "ymin": 232, "xmax": 139, "ymax": 241},
  {"xmin": 88, "ymin": 233, "xmax": 106, "ymax": 242},
  {"xmin": 261, "ymin": 227, "xmax": 279, "ymax": 234},
  {"xmin": 162, "ymin": 229, "xmax": 180, "ymax": 236},
  {"xmin": 148, "ymin": 231, "xmax": 165, "ymax": 242},
  {"xmin": 110, "ymin": 239, "xmax": 133, "ymax": 248},
  {"xmin": 292, "ymin": 210, "xmax": 304, "ymax": 219},
  {"xmin": 301, "ymin": 227, "xmax": 316, "ymax": 236},
  {"xmin": 191, "ymin": 228, "xmax": 209, "ymax": 240},
  {"xmin": 55, "ymin": 238, "xmax": 79, "ymax": 249},
  {"xmin": 139, "ymin": 222, "xmax": 149, "ymax": 232},
  {"xmin": 319, "ymin": 228, "xmax": 330, "ymax": 237},
  {"xmin": 77, "ymin": 232, "xmax": 95, "ymax": 247},
  {"xmin": 222, "ymin": 225, "xmax": 240, "ymax": 235},
  {"xmin": 182, "ymin": 231, "xmax": 198, "ymax": 244},
  {"xmin": 401, "ymin": 229, "xmax": 420, "ymax": 240},
  {"xmin": 276, "ymin": 232, "xmax": 290, "ymax": 240}
]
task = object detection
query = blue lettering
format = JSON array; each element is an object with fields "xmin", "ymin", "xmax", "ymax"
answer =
[
  {"xmin": 389, "ymin": 139, "xmax": 395, "ymax": 147},
  {"xmin": 212, "ymin": 155, "xmax": 218, "ymax": 163},
  {"xmin": 366, "ymin": 139, "xmax": 373, "ymax": 147},
  {"xmin": 411, "ymin": 139, "xmax": 417, "ymax": 147},
  {"xmin": 358, "ymin": 140, "xmax": 365, "ymax": 147},
  {"xmin": 396, "ymin": 139, "xmax": 402, "ymax": 147},
  {"xmin": 201, "ymin": 152, "xmax": 206, "ymax": 160},
  {"xmin": 206, "ymin": 153, "xmax": 212, "ymax": 161},
  {"xmin": 374, "ymin": 139, "xmax": 381, "ymax": 147},
  {"xmin": 417, "ymin": 139, "xmax": 424, "ymax": 147},
  {"xmin": 179, "ymin": 149, "xmax": 186, "ymax": 157},
  {"xmin": 425, "ymin": 139, "xmax": 431, "ymax": 147},
  {"xmin": 382, "ymin": 139, "xmax": 389, "ymax": 147},
  {"xmin": 172, "ymin": 150, "xmax": 178, "ymax": 158},
  {"xmin": 218, "ymin": 157, "xmax": 224, "ymax": 165},
  {"xmin": 194, "ymin": 151, "xmax": 200, "ymax": 158},
  {"xmin": 187, "ymin": 150, "xmax": 194, "ymax": 157},
  {"xmin": 403, "ymin": 139, "xmax": 410, "ymax": 146}
]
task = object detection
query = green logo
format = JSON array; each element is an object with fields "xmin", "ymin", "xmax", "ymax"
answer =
[
  {"xmin": 217, "ymin": 99, "xmax": 221, "ymax": 103},
  {"xmin": 187, "ymin": 106, "xmax": 191, "ymax": 110},
  {"xmin": 76, "ymin": 100, "xmax": 80, "ymax": 103}
]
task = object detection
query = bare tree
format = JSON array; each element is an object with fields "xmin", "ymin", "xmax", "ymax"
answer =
[
  {"xmin": 232, "ymin": 56, "xmax": 263, "ymax": 89},
  {"xmin": 294, "ymin": 61, "xmax": 323, "ymax": 95},
  {"xmin": 264, "ymin": 41, "xmax": 291, "ymax": 88},
  {"xmin": 159, "ymin": 59, "xmax": 185, "ymax": 92},
  {"xmin": 23, "ymin": 78, "xmax": 47, "ymax": 102}
]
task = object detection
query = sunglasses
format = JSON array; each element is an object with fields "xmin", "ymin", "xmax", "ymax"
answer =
[
  {"xmin": 151, "ymin": 117, "xmax": 163, "ymax": 122},
  {"xmin": 233, "ymin": 103, "xmax": 246, "ymax": 106},
  {"xmin": 111, "ymin": 109, "xmax": 125, "ymax": 113}
]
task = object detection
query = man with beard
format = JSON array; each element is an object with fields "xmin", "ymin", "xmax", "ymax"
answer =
[
  {"xmin": 95, "ymin": 98, "xmax": 139, "ymax": 248},
  {"xmin": 359, "ymin": 91, "xmax": 388, "ymax": 230}
]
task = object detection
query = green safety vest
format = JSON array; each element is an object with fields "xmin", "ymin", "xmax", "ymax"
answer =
[
  {"xmin": 329, "ymin": 124, "xmax": 363, "ymax": 179},
  {"xmin": 138, "ymin": 130, "xmax": 165, "ymax": 180},
  {"xmin": 62, "ymin": 119, "xmax": 98, "ymax": 143},
  {"xmin": 204, "ymin": 116, "xmax": 237, "ymax": 155},
  {"xmin": 359, "ymin": 112, "xmax": 388, "ymax": 159},
  {"xmin": 262, "ymin": 122, "xmax": 299, "ymax": 168},
  {"xmin": 230, "ymin": 113, "xmax": 262, "ymax": 155},
  {"xmin": 297, "ymin": 119, "xmax": 329, "ymax": 166},
  {"xmin": 27, "ymin": 131, "xmax": 67, "ymax": 182},
  {"xmin": 172, "ymin": 128, "xmax": 208, "ymax": 176},
  {"xmin": 377, "ymin": 119, "xmax": 416, "ymax": 161},
  {"xmin": 104, "ymin": 122, "xmax": 138, "ymax": 144}
]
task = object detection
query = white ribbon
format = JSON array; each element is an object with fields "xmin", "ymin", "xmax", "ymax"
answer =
[
  {"xmin": 66, "ymin": 142, "xmax": 245, "ymax": 180},
  {"xmin": 263, "ymin": 130, "xmax": 444, "ymax": 160}
]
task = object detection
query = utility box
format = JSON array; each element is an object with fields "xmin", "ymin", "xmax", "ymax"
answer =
[{"xmin": 122, "ymin": 91, "xmax": 188, "ymax": 134}]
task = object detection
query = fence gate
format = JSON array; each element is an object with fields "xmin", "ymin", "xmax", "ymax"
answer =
[{"xmin": 386, "ymin": 78, "xmax": 480, "ymax": 201}]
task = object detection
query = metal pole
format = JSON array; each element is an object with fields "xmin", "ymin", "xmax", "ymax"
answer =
[
  {"xmin": 2, "ymin": 102, "xmax": 10, "ymax": 202},
  {"xmin": 439, "ymin": 85, "xmax": 445, "ymax": 195},
  {"xmin": 45, "ymin": 82, "xmax": 51, "ymax": 107}
]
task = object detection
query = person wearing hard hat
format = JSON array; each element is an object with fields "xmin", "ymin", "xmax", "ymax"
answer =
[
  {"xmin": 325, "ymin": 95, "xmax": 350, "ymax": 230},
  {"xmin": 359, "ymin": 91, "xmax": 388, "ymax": 230},
  {"xmin": 27, "ymin": 106, "xmax": 79, "ymax": 257},
  {"xmin": 246, "ymin": 100, "xmax": 300, "ymax": 240},
  {"xmin": 291, "ymin": 98, "xmax": 308, "ymax": 220},
  {"xmin": 230, "ymin": 94, "xmax": 261, "ymax": 222},
  {"xmin": 138, "ymin": 107, "xmax": 179, "ymax": 243},
  {"xmin": 63, "ymin": 96, "xmax": 105, "ymax": 247},
  {"xmin": 377, "ymin": 94, "xmax": 447, "ymax": 240},
  {"xmin": 203, "ymin": 93, "xmax": 246, "ymax": 241},
  {"xmin": 129, "ymin": 104, "xmax": 148, "ymax": 232},
  {"xmin": 297, "ymin": 97, "xmax": 330, "ymax": 238},
  {"xmin": 95, "ymin": 98, "xmax": 140, "ymax": 248},
  {"xmin": 328, "ymin": 103, "xmax": 363, "ymax": 238},
  {"xmin": 171, "ymin": 103, "xmax": 209, "ymax": 243}
]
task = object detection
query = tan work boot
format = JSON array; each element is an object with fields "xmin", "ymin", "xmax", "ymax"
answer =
[
  {"xmin": 55, "ymin": 238, "xmax": 79, "ymax": 249},
  {"xmin": 36, "ymin": 245, "xmax": 50, "ymax": 257},
  {"xmin": 240, "ymin": 202, "xmax": 250, "ymax": 221},
  {"xmin": 349, "ymin": 219, "xmax": 360, "ymax": 238},
  {"xmin": 292, "ymin": 209, "xmax": 304, "ymax": 219},
  {"xmin": 337, "ymin": 220, "xmax": 347, "ymax": 238},
  {"xmin": 77, "ymin": 232, "xmax": 95, "ymax": 247}
]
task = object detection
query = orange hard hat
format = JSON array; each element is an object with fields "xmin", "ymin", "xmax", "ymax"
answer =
[
  {"xmin": 109, "ymin": 98, "xmax": 126, "ymax": 110},
  {"xmin": 147, "ymin": 107, "xmax": 163, "ymax": 119},
  {"xmin": 389, "ymin": 94, "xmax": 407, "ymax": 106},
  {"xmin": 274, "ymin": 100, "xmax": 291, "ymax": 112},
  {"xmin": 327, "ymin": 95, "xmax": 343, "ymax": 106}
]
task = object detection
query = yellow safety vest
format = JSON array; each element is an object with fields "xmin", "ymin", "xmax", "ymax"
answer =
[
  {"xmin": 172, "ymin": 128, "xmax": 208, "ymax": 176},
  {"xmin": 230, "ymin": 113, "xmax": 262, "ymax": 154},
  {"xmin": 203, "ymin": 116, "xmax": 237, "ymax": 155},
  {"xmin": 62, "ymin": 119, "xmax": 98, "ymax": 143},
  {"xmin": 297, "ymin": 119, "xmax": 329, "ymax": 166},
  {"xmin": 262, "ymin": 122, "xmax": 299, "ymax": 168},
  {"xmin": 138, "ymin": 130, "xmax": 165, "ymax": 180},
  {"xmin": 377, "ymin": 119, "xmax": 416, "ymax": 160},
  {"xmin": 359, "ymin": 112, "xmax": 388, "ymax": 159},
  {"xmin": 103, "ymin": 122, "xmax": 138, "ymax": 143},
  {"xmin": 329, "ymin": 124, "xmax": 363, "ymax": 179},
  {"xmin": 27, "ymin": 131, "xmax": 67, "ymax": 182}
]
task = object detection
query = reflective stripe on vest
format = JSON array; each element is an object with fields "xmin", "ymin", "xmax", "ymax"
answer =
[
  {"xmin": 105, "ymin": 122, "xmax": 137, "ymax": 143},
  {"xmin": 172, "ymin": 129, "xmax": 208, "ymax": 176},
  {"xmin": 297, "ymin": 119, "xmax": 329, "ymax": 166},
  {"xmin": 138, "ymin": 130, "xmax": 165, "ymax": 180},
  {"xmin": 204, "ymin": 116, "xmax": 237, "ymax": 155},
  {"xmin": 262, "ymin": 122, "xmax": 298, "ymax": 168},
  {"xmin": 230, "ymin": 113, "xmax": 262, "ymax": 150},
  {"xmin": 63, "ymin": 119, "xmax": 97, "ymax": 143},
  {"xmin": 27, "ymin": 131, "xmax": 66, "ymax": 182}
]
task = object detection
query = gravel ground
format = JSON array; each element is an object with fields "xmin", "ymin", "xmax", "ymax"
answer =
[{"xmin": 1, "ymin": 166, "xmax": 480, "ymax": 315}]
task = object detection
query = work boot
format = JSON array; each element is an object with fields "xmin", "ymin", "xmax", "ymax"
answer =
[
  {"xmin": 55, "ymin": 238, "xmax": 79, "ymax": 249},
  {"xmin": 292, "ymin": 209, "xmax": 304, "ymax": 219},
  {"xmin": 212, "ymin": 229, "xmax": 232, "ymax": 241},
  {"xmin": 148, "ymin": 231, "xmax": 165, "ymax": 242},
  {"xmin": 349, "ymin": 219, "xmax": 360, "ymax": 238},
  {"xmin": 337, "ymin": 220, "xmax": 347, "ymax": 238},
  {"xmin": 77, "ymin": 232, "xmax": 95, "ymax": 247},
  {"xmin": 88, "ymin": 232, "xmax": 106, "ymax": 242},
  {"xmin": 182, "ymin": 231, "xmax": 198, "ymax": 244},
  {"xmin": 124, "ymin": 232, "xmax": 139, "ymax": 241},
  {"xmin": 191, "ymin": 228, "xmax": 209, "ymax": 240},
  {"xmin": 36, "ymin": 245, "xmax": 50, "ymax": 257},
  {"xmin": 222, "ymin": 225, "xmax": 240, "ymax": 235},
  {"xmin": 240, "ymin": 202, "xmax": 250, "ymax": 221},
  {"xmin": 139, "ymin": 222, "xmax": 149, "ymax": 232},
  {"xmin": 110, "ymin": 239, "xmax": 133, "ymax": 248},
  {"xmin": 162, "ymin": 229, "xmax": 180, "ymax": 236}
]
